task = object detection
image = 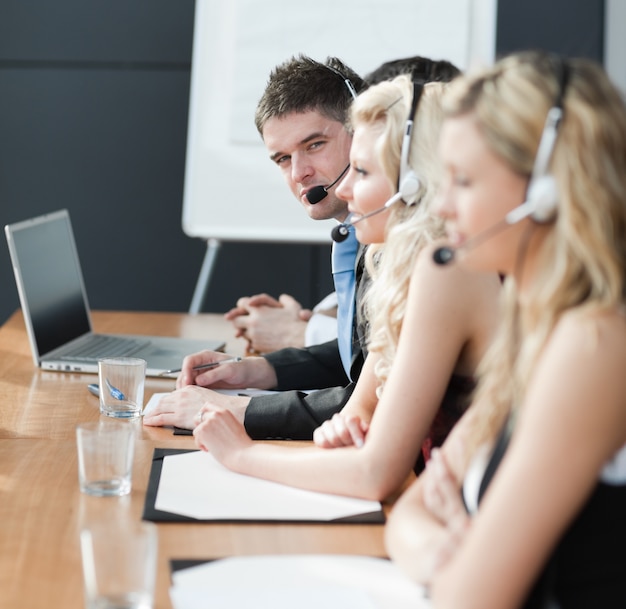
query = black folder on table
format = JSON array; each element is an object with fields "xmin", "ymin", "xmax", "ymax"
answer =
[{"xmin": 143, "ymin": 448, "xmax": 385, "ymax": 524}]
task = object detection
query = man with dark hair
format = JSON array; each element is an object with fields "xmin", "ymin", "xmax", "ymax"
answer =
[
  {"xmin": 144, "ymin": 54, "xmax": 461, "ymax": 440},
  {"xmin": 223, "ymin": 56, "xmax": 364, "ymax": 355},
  {"xmin": 146, "ymin": 55, "xmax": 369, "ymax": 438}
]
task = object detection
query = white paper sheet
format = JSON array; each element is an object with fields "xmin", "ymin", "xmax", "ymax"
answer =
[
  {"xmin": 154, "ymin": 450, "xmax": 382, "ymax": 521},
  {"xmin": 170, "ymin": 555, "xmax": 431, "ymax": 609},
  {"xmin": 142, "ymin": 388, "xmax": 279, "ymax": 416},
  {"xmin": 170, "ymin": 584, "xmax": 377, "ymax": 609}
]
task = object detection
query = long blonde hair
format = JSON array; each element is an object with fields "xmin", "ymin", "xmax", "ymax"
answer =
[
  {"xmin": 348, "ymin": 75, "xmax": 447, "ymax": 394},
  {"xmin": 444, "ymin": 51, "xmax": 626, "ymax": 445}
]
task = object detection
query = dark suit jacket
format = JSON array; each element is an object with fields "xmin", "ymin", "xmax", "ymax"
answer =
[{"xmin": 244, "ymin": 246, "xmax": 370, "ymax": 440}]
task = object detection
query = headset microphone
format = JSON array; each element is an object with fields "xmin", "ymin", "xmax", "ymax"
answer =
[
  {"xmin": 333, "ymin": 81, "xmax": 424, "ymax": 243},
  {"xmin": 331, "ymin": 191, "xmax": 405, "ymax": 242},
  {"xmin": 432, "ymin": 199, "xmax": 547, "ymax": 265},
  {"xmin": 306, "ymin": 164, "xmax": 350, "ymax": 204}
]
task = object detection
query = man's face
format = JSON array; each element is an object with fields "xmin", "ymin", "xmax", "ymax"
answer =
[{"xmin": 262, "ymin": 110, "xmax": 352, "ymax": 222}]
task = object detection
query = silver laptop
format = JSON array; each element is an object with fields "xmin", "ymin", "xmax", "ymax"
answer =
[{"xmin": 5, "ymin": 209, "xmax": 224, "ymax": 376}]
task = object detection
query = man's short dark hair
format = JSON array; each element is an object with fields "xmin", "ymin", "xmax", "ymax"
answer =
[{"xmin": 255, "ymin": 54, "xmax": 366, "ymax": 136}]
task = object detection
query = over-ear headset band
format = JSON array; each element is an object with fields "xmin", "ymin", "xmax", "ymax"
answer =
[
  {"xmin": 398, "ymin": 81, "xmax": 424, "ymax": 204},
  {"xmin": 524, "ymin": 55, "xmax": 570, "ymax": 222}
]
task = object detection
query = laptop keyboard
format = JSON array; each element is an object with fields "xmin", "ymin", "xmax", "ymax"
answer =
[{"xmin": 60, "ymin": 335, "xmax": 150, "ymax": 361}]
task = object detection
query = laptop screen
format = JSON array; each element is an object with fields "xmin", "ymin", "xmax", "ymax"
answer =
[{"xmin": 8, "ymin": 211, "xmax": 91, "ymax": 357}]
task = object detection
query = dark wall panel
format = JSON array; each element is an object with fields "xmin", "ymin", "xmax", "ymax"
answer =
[
  {"xmin": 209, "ymin": 242, "xmax": 333, "ymax": 316},
  {"xmin": 0, "ymin": 66, "xmax": 202, "ymax": 316},
  {"xmin": 496, "ymin": 0, "xmax": 604, "ymax": 61},
  {"xmin": 0, "ymin": 0, "xmax": 194, "ymax": 62}
]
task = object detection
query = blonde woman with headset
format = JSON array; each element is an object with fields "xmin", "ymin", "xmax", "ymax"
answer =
[
  {"xmin": 191, "ymin": 75, "xmax": 501, "ymax": 502},
  {"xmin": 385, "ymin": 52, "xmax": 626, "ymax": 608}
]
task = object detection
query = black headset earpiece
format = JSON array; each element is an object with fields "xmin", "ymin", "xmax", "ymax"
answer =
[
  {"xmin": 397, "ymin": 81, "xmax": 424, "ymax": 206},
  {"xmin": 523, "ymin": 56, "xmax": 569, "ymax": 223}
]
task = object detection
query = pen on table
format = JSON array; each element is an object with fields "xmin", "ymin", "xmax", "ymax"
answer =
[{"xmin": 158, "ymin": 356, "xmax": 243, "ymax": 377}]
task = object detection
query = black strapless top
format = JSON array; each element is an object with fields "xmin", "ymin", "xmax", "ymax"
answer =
[{"xmin": 471, "ymin": 418, "xmax": 626, "ymax": 609}]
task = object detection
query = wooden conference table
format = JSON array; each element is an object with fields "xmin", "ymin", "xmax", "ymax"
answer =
[{"xmin": 0, "ymin": 310, "xmax": 400, "ymax": 609}]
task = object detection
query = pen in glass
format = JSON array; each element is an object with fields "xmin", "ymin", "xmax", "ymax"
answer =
[
  {"xmin": 87, "ymin": 381, "xmax": 126, "ymax": 400},
  {"xmin": 159, "ymin": 356, "xmax": 243, "ymax": 377},
  {"xmin": 104, "ymin": 378, "xmax": 126, "ymax": 400}
]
